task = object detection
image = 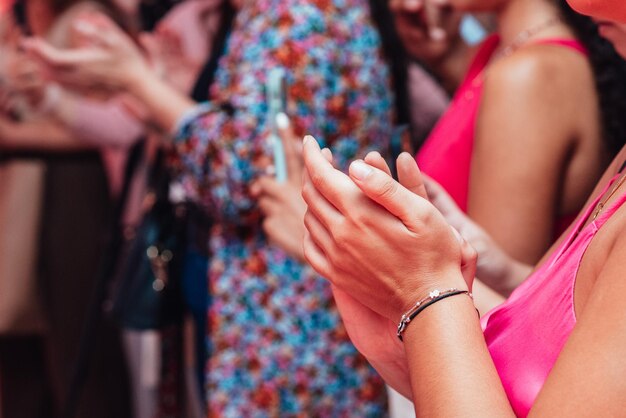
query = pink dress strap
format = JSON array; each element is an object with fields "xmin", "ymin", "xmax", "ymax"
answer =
[
  {"xmin": 533, "ymin": 38, "xmax": 589, "ymax": 56},
  {"xmin": 548, "ymin": 172, "xmax": 625, "ymax": 267},
  {"xmin": 481, "ymin": 169, "xmax": 626, "ymax": 417}
]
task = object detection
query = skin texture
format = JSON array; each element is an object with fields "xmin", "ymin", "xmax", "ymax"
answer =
[
  {"xmin": 416, "ymin": 0, "xmax": 607, "ymax": 272},
  {"xmin": 302, "ymin": 130, "xmax": 626, "ymax": 415},
  {"xmin": 469, "ymin": 39, "xmax": 605, "ymax": 267}
]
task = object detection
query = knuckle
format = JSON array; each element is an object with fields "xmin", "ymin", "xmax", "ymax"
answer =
[
  {"xmin": 376, "ymin": 178, "xmax": 398, "ymax": 200},
  {"xmin": 331, "ymin": 222, "xmax": 350, "ymax": 249},
  {"xmin": 301, "ymin": 182, "xmax": 312, "ymax": 203},
  {"xmin": 310, "ymin": 171, "xmax": 326, "ymax": 190},
  {"xmin": 465, "ymin": 242, "xmax": 478, "ymax": 262}
]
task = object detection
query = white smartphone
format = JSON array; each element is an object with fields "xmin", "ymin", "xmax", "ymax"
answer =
[{"xmin": 265, "ymin": 68, "xmax": 288, "ymax": 183}]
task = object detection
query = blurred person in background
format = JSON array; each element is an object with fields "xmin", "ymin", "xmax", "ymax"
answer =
[
  {"xmin": 298, "ymin": 0, "xmax": 626, "ymax": 414},
  {"xmin": 389, "ymin": 0, "xmax": 626, "ymax": 297},
  {"xmin": 0, "ymin": 0, "xmax": 144, "ymax": 417},
  {"xmin": 26, "ymin": 0, "xmax": 401, "ymax": 415}
]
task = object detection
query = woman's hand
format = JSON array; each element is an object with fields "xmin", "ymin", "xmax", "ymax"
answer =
[
  {"xmin": 331, "ymin": 286, "xmax": 413, "ymax": 399},
  {"xmin": 250, "ymin": 113, "xmax": 308, "ymax": 261},
  {"xmin": 23, "ymin": 12, "xmax": 149, "ymax": 94},
  {"xmin": 301, "ymin": 136, "xmax": 471, "ymax": 322},
  {"xmin": 140, "ymin": 28, "xmax": 202, "ymax": 94},
  {"xmin": 300, "ymin": 141, "xmax": 476, "ymax": 397}
]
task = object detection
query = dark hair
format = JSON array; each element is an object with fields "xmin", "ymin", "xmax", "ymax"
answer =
[
  {"xmin": 191, "ymin": 1, "xmax": 237, "ymax": 102},
  {"xmin": 559, "ymin": 0, "xmax": 626, "ymax": 156},
  {"xmin": 139, "ymin": 0, "xmax": 183, "ymax": 31},
  {"xmin": 367, "ymin": 0, "xmax": 411, "ymax": 129}
]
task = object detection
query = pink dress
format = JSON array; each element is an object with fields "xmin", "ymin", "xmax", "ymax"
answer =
[
  {"xmin": 416, "ymin": 36, "xmax": 586, "ymax": 234},
  {"xmin": 481, "ymin": 171, "xmax": 626, "ymax": 417}
]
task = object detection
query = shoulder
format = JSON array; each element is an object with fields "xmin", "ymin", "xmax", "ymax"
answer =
[
  {"xmin": 485, "ymin": 42, "xmax": 593, "ymax": 104},
  {"xmin": 478, "ymin": 42, "xmax": 595, "ymax": 143}
]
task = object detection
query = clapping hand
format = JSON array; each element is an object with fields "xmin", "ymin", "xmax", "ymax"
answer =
[
  {"xmin": 300, "ymin": 138, "xmax": 477, "ymax": 397},
  {"xmin": 22, "ymin": 12, "xmax": 149, "ymax": 94}
]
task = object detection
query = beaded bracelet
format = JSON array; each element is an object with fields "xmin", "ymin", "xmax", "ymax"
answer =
[{"xmin": 396, "ymin": 288, "xmax": 474, "ymax": 341}]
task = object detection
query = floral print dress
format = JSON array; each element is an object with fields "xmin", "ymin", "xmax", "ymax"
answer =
[{"xmin": 169, "ymin": 0, "xmax": 394, "ymax": 415}]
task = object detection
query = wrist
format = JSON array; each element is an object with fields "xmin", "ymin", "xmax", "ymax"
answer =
[
  {"xmin": 399, "ymin": 284, "xmax": 478, "ymax": 343},
  {"xmin": 122, "ymin": 62, "xmax": 154, "ymax": 97},
  {"xmin": 396, "ymin": 269, "xmax": 469, "ymax": 322}
]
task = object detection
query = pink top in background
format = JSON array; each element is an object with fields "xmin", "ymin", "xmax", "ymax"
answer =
[
  {"xmin": 416, "ymin": 34, "xmax": 499, "ymax": 212},
  {"xmin": 416, "ymin": 35, "xmax": 586, "ymax": 236},
  {"xmin": 481, "ymin": 173, "xmax": 626, "ymax": 416}
]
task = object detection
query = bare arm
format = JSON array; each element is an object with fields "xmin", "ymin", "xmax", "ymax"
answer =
[
  {"xmin": 0, "ymin": 117, "xmax": 90, "ymax": 151},
  {"xmin": 469, "ymin": 48, "xmax": 590, "ymax": 266},
  {"xmin": 530, "ymin": 221, "xmax": 626, "ymax": 415},
  {"xmin": 302, "ymin": 138, "xmax": 626, "ymax": 416},
  {"xmin": 406, "ymin": 226, "xmax": 626, "ymax": 417},
  {"xmin": 123, "ymin": 68, "xmax": 196, "ymax": 133}
]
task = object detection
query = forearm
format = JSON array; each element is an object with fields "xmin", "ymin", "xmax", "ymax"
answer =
[
  {"xmin": 477, "ymin": 249, "xmax": 533, "ymax": 297},
  {"xmin": 50, "ymin": 89, "xmax": 144, "ymax": 147},
  {"xmin": 402, "ymin": 287, "xmax": 514, "ymax": 416},
  {"xmin": 125, "ymin": 68, "xmax": 196, "ymax": 134},
  {"xmin": 0, "ymin": 119, "xmax": 90, "ymax": 151}
]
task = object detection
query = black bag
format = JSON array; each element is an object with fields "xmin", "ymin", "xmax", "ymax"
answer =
[{"xmin": 106, "ymin": 149, "xmax": 186, "ymax": 330}]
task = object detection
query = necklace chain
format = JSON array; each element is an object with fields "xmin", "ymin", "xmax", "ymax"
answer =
[
  {"xmin": 592, "ymin": 172, "xmax": 626, "ymax": 221},
  {"xmin": 495, "ymin": 16, "xmax": 562, "ymax": 59},
  {"xmin": 469, "ymin": 16, "xmax": 563, "ymax": 90}
]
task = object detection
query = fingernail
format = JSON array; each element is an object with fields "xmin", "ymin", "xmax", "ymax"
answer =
[
  {"xmin": 429, "ymin": 27, "xmax": 447, "ymax": 41},
  {"xmin": 276, "ymin": 112, "xmax": 290, "ymax": 130},
  {"xmin": 303, "ymin": 135, "xmax": 314, "ymax": 145},
  {"xmin": 350, "ymin": 160, "xmax": 372, "ymax": 181}
]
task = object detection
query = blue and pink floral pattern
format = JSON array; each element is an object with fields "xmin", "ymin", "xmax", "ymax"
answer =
[{"xmin": 170, "ymin": 0, "xmax": 394, "ymax": 415}]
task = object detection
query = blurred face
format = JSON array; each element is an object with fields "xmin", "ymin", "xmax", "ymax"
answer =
[
  {"xmin": 596, "ymin": 20, "xmax": 626, "ymax": 58},
  {"xmin": 566, "ymin": 0, "xmax": 626, "ymax": 24}
]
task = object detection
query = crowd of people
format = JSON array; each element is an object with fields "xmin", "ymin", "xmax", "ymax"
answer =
[{"xmin": 1, "ymin": 0, "xmax": 626, "ymax": 416}]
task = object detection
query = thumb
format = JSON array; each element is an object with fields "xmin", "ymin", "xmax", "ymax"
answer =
[
  {"xmin": 396, "ymin": 152, "xmax": 428, "ymax": 199},
  {"xmin": 276, "ymin": 112, "xmax": 302, "ymax": 180},
  {"xmin": 349, "ymin": 159, "xmax": 429, "ymax": 227},
  {"xmin": 451, "ymin": 226, "xmax": 477, "ymax": 289}
]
